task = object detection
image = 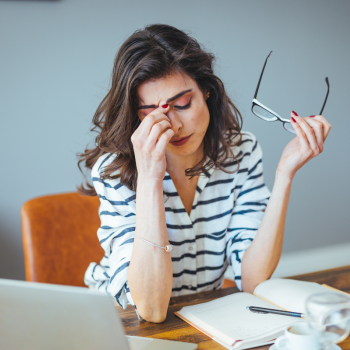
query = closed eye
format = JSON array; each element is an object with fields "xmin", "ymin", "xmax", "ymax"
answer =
[
  {"xmin": 141, "ymin": 108, "xmax": 156, "ymax": 116},
  {"xmin": 174, "ymin": 97, "xmax": 192, "ymax": 110}
]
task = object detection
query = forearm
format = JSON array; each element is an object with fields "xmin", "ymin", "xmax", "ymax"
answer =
[
  {"xmin": 241, "ymin": 171, "xmax": 292, "ymax": 293},
  {"xmin": 128, "ymin": 179, "xmax": 173, "ymax": 323}
]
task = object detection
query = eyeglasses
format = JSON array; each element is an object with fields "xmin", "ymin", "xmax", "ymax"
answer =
[{"xmin": 252, "ymin": 51, "xmax": 330, "ymax": 134}]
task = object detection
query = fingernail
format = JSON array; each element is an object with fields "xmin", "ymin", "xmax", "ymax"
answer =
[
  {"xmin": 292, "ymin": 111, "xmax": 298, "ymax": 116},
  {"xmin": 161, "ymin": 104, "xmax": 169, "ymax": 108},
  {"xmin": 309, "ymin": 115, "xmax": 316, "ymax": 118},
  {"xmin": 291, "ymin": 117, "xmax": 296, "ymax": 123}
]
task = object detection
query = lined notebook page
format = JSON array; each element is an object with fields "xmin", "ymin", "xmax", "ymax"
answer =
[
  {"xmin": 254, "ymin": 279, "xmax": 332, "ymax": 313},
  {"xmin": 177, "ymin": 292, "xmax": 300, "ymax": 346}
]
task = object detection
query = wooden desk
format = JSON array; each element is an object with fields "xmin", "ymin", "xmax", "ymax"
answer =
[{"xmin": 119, "ymin": 265, "xmax": 350, "ymax": 349}]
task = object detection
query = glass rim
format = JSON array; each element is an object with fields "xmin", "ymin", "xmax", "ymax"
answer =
[
  {"xmin": 252, "ymin": 99, "xmax": 296, "ymax": 134},
  {"xmin": 252, "ymin": 98, "xmax": 289, "ymax": 122},
  {"xmin": 306, "ymin": 292, "xmax": 350, "ymax": 305}
]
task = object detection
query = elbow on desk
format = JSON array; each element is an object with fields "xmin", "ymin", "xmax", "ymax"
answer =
[
  {"xmin": 137, "ymin": 304, "xmax": 168, "ymax": 323},
  {"xmin": 241, "ymin": 275, "xmax": 270, "ymax": 294},
  {"xmin": 241, "ymin": 283, "xmax": 256, "ymax": 294}
]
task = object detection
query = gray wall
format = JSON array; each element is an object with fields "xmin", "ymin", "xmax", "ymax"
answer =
[{"xmin": 0, "ymin": 0, "xmax": 349, "ymax": 280}]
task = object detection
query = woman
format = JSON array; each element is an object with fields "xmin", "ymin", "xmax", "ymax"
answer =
[{"xmin": 78, "ymin": 24, "xmax": 331, "ymax": 323}]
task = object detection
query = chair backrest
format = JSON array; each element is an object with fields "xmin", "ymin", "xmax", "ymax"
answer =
[{"xmin": 21, "ymin": 192, "xmax": 104, "ymax": 287}]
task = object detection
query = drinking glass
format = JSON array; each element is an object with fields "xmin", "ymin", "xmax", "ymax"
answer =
[{"xmin": 306, "ymin": 292, "xmax": 350, "ymax": 349}]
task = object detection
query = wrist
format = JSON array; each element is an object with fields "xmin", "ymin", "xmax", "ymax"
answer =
[
  {"xmin": 275, "ymin": 169, "xmax": 293, "ymax": 189},
  {"xmin": 137, "ymin": 176, "xmax": 164, "ymax": 190},
  {"xmin": 136, "ymin": 177, "xmax": 165, "ymax": 208},
  {"xmin": 276, "ymin": 163, "xmax": 295, "ymax": 182}
]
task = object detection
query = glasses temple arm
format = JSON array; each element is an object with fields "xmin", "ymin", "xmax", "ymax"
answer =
[
  {"xmin": 319, "ymin": 77, "xmax": 330, "ymax": 115},
  {"xmin": 254, "ymin": 51, "xmax": 273, "ymax": 99}
]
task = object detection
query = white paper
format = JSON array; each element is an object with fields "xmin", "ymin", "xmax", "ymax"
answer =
[
  {"xmin": 254, "ymin": 278, "xmax": 334, "ymax": 313},
  {"xmin": 178, "ymin": 292, "xmax": 300, "ymax": 345}
]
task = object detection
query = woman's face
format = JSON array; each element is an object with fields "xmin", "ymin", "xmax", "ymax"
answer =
[{"xmin": 136, "ymin": 71, "xmax": 210, "ymax": 159}]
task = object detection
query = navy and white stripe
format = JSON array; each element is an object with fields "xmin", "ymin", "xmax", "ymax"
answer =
[{"xmin": 84, "ymin": 131, "xmax": 271, "ymax": 310}]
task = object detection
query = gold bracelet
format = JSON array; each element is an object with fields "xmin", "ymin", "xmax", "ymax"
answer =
[{"xmin": 134, "ymin": 235, "xmax": 173, "ymax": 252}]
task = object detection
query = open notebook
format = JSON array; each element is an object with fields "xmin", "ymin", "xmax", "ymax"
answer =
[{"xmin": 175, "ymin": 278, "xmax": 347, "ymax": 350}]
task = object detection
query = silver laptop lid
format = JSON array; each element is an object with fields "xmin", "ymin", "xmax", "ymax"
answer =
[{"xmin": 0, "ymin": 278, "xmax": 129, "ymax": 350}]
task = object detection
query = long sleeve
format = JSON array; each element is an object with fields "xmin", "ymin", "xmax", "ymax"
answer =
[
  {"xmin": 225, "ymin": 132, "xmax": 271, "ymax": 290},
  {"xmin": 84, "ymin": 153, "xmax": 137, "ymax": 310}
]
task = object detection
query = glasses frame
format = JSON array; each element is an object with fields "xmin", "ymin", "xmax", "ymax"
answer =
[{"xmin": 252, "ymin": 51, "xmax": 330, "ymax": 134}]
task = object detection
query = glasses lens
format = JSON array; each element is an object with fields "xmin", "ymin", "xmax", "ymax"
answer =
[
  {"xmin": 252, "ymin": 104, "xmax": 278, "ymax": 121},
  {"xmin": 283, "ymin": 122, "xmax": 296, "ymax": 134}
]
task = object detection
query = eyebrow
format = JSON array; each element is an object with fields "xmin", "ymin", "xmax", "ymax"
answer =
[{"xmin": 137, "ymin": 89, "xmax": 193, "ymax": 110}]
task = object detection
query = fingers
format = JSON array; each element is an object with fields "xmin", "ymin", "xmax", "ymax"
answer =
[
  {"xmin": 140, "ymin": 105, "xmax": 170, "ymax": 140},
  {"xmin": 134, "ymin": 105, "xmax": 170, "ymax": 145},
  {"xmin": 291, "ymin": 112, "xmax": 320, "ymax": 157},
  {"xmin": 147, "ymin": 119, "xmax": 173, "ymax": 146},
  {"xmin": 309, "ymin": 115, "xmax": 331, "ymax": 141},
  {"xmin": 293, "ymin": 113, "xmax": 331, "ymax": 154},
  {"xmin": 290, "ymin": 114, "xmax": 313, "ymax": 156},
  {"xmin": 300, "ymin": 116, "xmax": 324, "ymax": 153},
  {"xmin": 155, "ymin": 128, "xmax": 175, "ymax": 155}
]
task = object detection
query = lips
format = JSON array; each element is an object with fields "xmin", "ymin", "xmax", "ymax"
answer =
[
  {"xmin": 170, "ymin": 134, "xmax": 192, "ymax": 146},
  {"xmin": 171, "ymin": 135, "xmax": 191, "ymax": 142}
]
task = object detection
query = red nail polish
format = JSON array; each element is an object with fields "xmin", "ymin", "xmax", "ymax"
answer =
[
  {"xmin": 291, "ymin": 117, "xmax": 296, "ymax": 123},
  {"xmin": 161, "ymin": 104, "xmax": 169, "ymax": 108},
  {"xmin": 309, "ymin": 115, "xmax": 316, "ymax": 118},
  {"xmin": 292, "ymin": 111, "xmax": 298, "ymax": 116}
]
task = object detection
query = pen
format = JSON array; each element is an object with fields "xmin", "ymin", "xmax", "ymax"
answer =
[{"xmin": 247, "ymin": 306, "xmax": 306, "ymax": 318}]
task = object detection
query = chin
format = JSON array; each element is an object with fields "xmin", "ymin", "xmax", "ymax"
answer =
[{"xmin": 170, "ymin": 147, "xmax": 195, "ymax": 157}]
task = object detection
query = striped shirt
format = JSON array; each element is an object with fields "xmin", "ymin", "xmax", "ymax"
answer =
[{"xmin": 84, "ymin": 131, "xmax": 271, "ymax": 311}]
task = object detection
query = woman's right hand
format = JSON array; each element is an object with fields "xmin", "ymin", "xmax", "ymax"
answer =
[{"xmin": 131, "ymin": 104, "xmax": 174, "ymax": 182}]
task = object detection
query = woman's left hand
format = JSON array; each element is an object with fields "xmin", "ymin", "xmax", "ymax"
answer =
[{"xmin": 277, "ymin": 111, "xmax": 331, "ymax": 180}]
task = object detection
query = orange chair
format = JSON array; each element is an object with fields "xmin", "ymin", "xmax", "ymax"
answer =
[
  {"xmin": 222, "ymin": 278, "xmax": 236, "ymax": 289},
  {"xmin": 21, "ymin": 192, "xmax": 103, "ymax": 287},
  {"xmin": 21, "ymin": 191, "xmax": 235, "ymax": 289}
]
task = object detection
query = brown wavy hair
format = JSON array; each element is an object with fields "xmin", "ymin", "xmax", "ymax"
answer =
[{"xmin": 77, "ymin": 24, "xmax": 243, "ymax": 196}]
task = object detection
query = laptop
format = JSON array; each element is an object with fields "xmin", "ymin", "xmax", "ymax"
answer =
[{"xmin": 0, "ymin": 278, "xmax": 197, "ymax": 350}]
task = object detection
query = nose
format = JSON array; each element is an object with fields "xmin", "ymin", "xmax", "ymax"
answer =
[{"xmin": 167, "ymin": 110, "xmax": 183, "ymax": 134}]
